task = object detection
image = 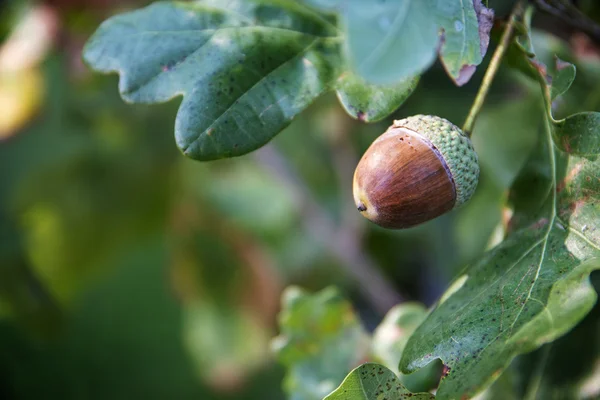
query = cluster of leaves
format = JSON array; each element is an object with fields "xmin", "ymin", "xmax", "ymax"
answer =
[
  {"xmin": 40, "ymin": 0, "xmax": 600, "ymax": 399},
  {"xmin": 271, "ymin": 286, "xmax": 439, "ymax": 400},
  {"xmin": 276, "ymin": 5, "xmax": 600, "ymax": 400},
  {"xmin": 82, "ymin": 0, "xmax": 493, "ymax": 161},
  {"xmin": 0, "ymin": 54, "xmax": 290, "ymax": 398}
]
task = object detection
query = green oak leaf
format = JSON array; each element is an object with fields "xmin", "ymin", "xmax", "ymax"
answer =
[
  {"xmin": 436, "ymin": 0, "xmax": 494, "ymax": 86},
  {"xmin": 325, "ymin": 363, "xmax": 435, "ymax": 400},
  {"xmin": 479, "ymin": 275, "xmax": 600, "ymax": 400},
  {"xmin": 553, "ymin": 113, "xmax": 600, "ymax": 157},
  {"xmin": 343, "ymin": 0, "xmax": 438, "ymax": 85},
  {"xmin": 525, "ymin": 54, "xmax": 600, "ymax": 157},
  {"xmin": 83, "ymin": 1, "xmax": 416, "ymax": 161},
  {"xmin": 341, "ymin": 0, "xmax": 493, "ymax": 85},
  {"xmin": 401, "ymin": 93, "xmax": 600, "ymax": 400},
  {"xmin": 400, "ymin": 124, "xmax": 600, "ymax": 399},
  {"xmin": 83, "ymin": 1, "xmax": 339, "ymax": 161},
  {"xmin": 550, "ymin": 57, "xmax": 576, "ymax": 100},
  {"xmin": 400, "ymin": 10, "xmax": 600, "ymax": 397},
  {"xmin": 336, "ymin": 72, "xmax": 419, "ymax": 122},
  {"xmin": 272, "ymin": 286, "xmax": 369, "ymax": 400}
]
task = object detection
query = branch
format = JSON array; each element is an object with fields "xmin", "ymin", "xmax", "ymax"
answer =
[
  {"xmin": 253, "ymin": 145, "xmax": 404, "ymax": 315},
  {"xmin": 463, "ymin": 0, "xmax": 525, "ymax": 135},
  {"xmin": 534, "ymin": 0, "xmax": 600, "ymax": 44}
]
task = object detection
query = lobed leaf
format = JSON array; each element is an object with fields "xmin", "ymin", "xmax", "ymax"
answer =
[
  {"xmin": 400, "ymin": 11, "xmax": 600, "ymax": 398},
  {"xmin": 400, "ymin": 127, "xmax": 600, "ymax": 399},
  {"xmin": 83, "ymin": 1, "xmax": 341, "ymax": 161},
  {"xmin": 335, "ymin": 71, "xmax": 419, "ymax": 122},
  {"xmin": 83, "ymin": 0, "xmax": 417, "ymax": 161},
  {"xmin": 324, "ymin": 363, "xmax": 435, "ymax": 400},
  {"xmin": 343, "ymin": 0, "xmax": 438, "ymax": 85},
  {"xmin": 553, "ymin": 113, "xmax": 600, "ymax": 157}
]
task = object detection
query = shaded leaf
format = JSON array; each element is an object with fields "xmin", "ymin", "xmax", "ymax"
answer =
[
  {"xmin": 550, "ymin": 57, "xmax": 576, "ymax": 100},
  {"xmin": 324, "ymin": 363, "xmax": 435, "ymax": 400},
  {"xmin": 272, "ymin": 286, "xmax": 369, "ymax": 400},
  {"xmin": 400, "ymin": 107, "xmax": 600, "ymax": 399},
  {"xmin": 343, "ymin": 0, "xmax": 438, "ymax": 85},
  {"xmin": 83, "ymin": 1, "xmax": 341, "ymax": 161},
  {"xmin": 436, "ymin": 0, "xmax": 494, "ymax": 86},
  {"xmin": 472, "ymin": 95, "xmax": 541, "ymax": 188},
  {"xmin": 335, "ymin": 72, "xmax": 419, "ymax": 122},
  {"xmin": 400, "ymin": 12, "xmax": 600, "ymax": 396},
  {"xmin": 553, "ymin": 113, "xmax": 600, "ymax": 157},
  {"xmin": 84, "ymin": 1, "xmax": 419, "ymax": 160},
  {"xmin": 479, "ymin": 275, "xmax": 600, "ymax": 400}
]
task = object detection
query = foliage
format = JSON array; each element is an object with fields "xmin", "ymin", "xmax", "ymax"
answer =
[
  {"xmin": 272, "ymin": 286, "xmax": 370, "ymax": 400},
  {"xmin": 2, "ymin": 0, "xmax": 600, "ymax": 399},
  {"xmin": 82, "ymin": 0, "xmax": 492, "ymax": 160},
  {"xmin": 273, "ymin": 288, "xmax": 440, "ymax": 400}
]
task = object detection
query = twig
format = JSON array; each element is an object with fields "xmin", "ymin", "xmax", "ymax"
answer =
[
  {"xmin": 253, "ymin": 145, "xmax": 404, "ymax": 315},
  {"xmin": 534, "ymin": 0, "xmax": 600, "ymax": 44},
  {"xmin": 327, "ymin": 107, "xmax": 365, "ymax": 237},
  {"xmin": 463, "ymin": 0, "xmax": 526, "ymax": 136}
]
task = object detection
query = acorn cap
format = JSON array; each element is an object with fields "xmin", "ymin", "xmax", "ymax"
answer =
[
  {"xmin": 394, "ymin": 115, "xmax": 479, "ymax": 206},
  {"xmin": 353, "ymin": 115, "xmax": 479, "ymax": 229}
]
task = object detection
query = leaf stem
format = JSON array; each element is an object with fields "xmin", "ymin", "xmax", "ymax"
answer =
[
  {"xmin": 253, "ymin": 145, "xmax": 404, "ymax": 314},
  {"xmin": 462, "ymin": 1, "xmax": 525, "ymax": 136}
]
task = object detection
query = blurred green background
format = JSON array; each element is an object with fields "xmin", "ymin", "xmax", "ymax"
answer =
[{"xmin": 1, "ymin": 1, "xmax": 599, "ymax": 399}]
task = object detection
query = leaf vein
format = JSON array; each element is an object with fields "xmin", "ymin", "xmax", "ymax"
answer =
[{"xmin": 182, "ymin": 37, "xmax": 324, "ymax": 154}]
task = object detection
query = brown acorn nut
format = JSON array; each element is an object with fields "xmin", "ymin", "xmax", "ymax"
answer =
[{"xmin": 353, "ymin": 115, "xmax": 479, "ymax": 229}]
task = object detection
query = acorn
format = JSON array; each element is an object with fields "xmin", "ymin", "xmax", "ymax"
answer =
[{"xmin": 353, "ymin": 115, "xmax": 479, "ymax": 229}]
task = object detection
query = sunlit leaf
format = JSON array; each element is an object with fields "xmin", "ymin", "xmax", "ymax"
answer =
[
  {"xmin": 553, "ymin": 112, "xmax": 600, "ymax": 156},
  {"xmin": 401, "ymin": 82, "xmax": 600, "ymax": 400},
  {"xmin": 400, "ymin": 11, "xmax": 600, "ymax": 396},
  {"xmin": 400, "ymin": 132, "xmax": 600, "ymax": 398},
  {"xmin": 505, "ymin": 7, "xmax": 600, "ymax": 157}
]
